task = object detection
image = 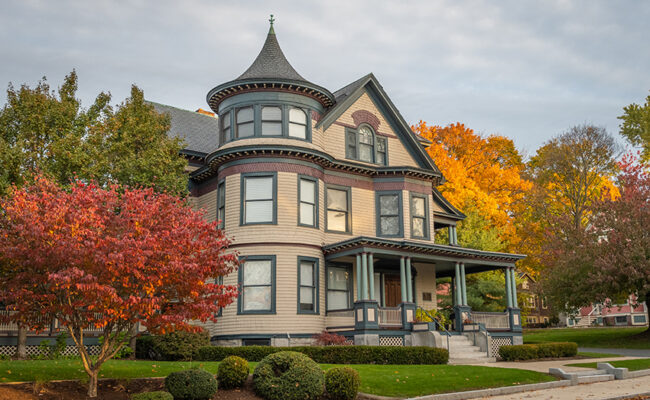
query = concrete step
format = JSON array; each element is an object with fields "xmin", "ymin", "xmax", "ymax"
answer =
[
  {"xmin": 449, "ymin": 357, "xmax": 497, "ymax": 364},
  {"xmin": 577, "ymin": 374, "xmax": 614, "ymax": 384}
]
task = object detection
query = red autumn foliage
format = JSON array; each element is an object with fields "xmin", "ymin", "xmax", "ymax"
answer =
[
  {"xmin": 0, "ymin": 175, "xmax": 238, "ymax": 396},
  {"xmin": 312, "ymin": 330, "xmax": 349, "ymax": 346}
]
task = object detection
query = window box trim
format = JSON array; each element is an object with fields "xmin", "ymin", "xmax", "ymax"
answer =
[
  {"xmin": 297, "ymin": 175, "xmax": 319, "ymax": 229},
  {"xmin": 240, "ymin": 172, "xmax": 277, "ymax": 226},
  {"xmin": 237, "ymin": 255, "xmax": 276, "ymax": 315},
  {"xmin": 325, "ymin": 184, "xmax": 352, "ymax": 234},
  {"xmin": 375, "ymin": 190, "xmax": 404, "ymax": 238},
  {"xmin": 325, "ymin": 262, "xmax": 353, "ymax": 312},
  {"xmin": 409, "ymin": 192, "xmax": 430, "ymax": 239},
  {"xmin": 297, "ymin": 256, "xmax": 320, "ymax": 315}
]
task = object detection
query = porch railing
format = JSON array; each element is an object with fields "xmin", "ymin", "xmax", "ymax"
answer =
[
  {"xmin": 378, "ymin": 306, "xmax": 402, "ymax": 327},
  {"xmin": 0, "ymin": 310, "xmax": 19, "ymax": 331},
  {"xmin": 1, "ymin": 310, "xmax": 107, "ymax": 334},
  {"xmin": 471, "ymin": 311, "xmax": 510, "ymax": 330}
]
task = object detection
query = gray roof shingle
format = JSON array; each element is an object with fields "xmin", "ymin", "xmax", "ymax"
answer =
[
  {"xmin": 237, "ymin": 29, "xmax": 307, "ymax": 82},
  {"xmin": 148, "ymin": 101, "xmax": 219, "ymax": 155}
]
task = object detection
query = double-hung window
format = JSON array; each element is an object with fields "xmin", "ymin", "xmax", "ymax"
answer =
[
  {"xmin": 239, "ymin": 256, "xmax": 275, "ymax": 314},
  {"xmin": 358, "ymin": 126, "xmax": 374, "ymax": 163},
  {"xmin": 327, "ymin": 266, "xmax": 351, "ymax": 311},
  {"xmin": 261, "ymin": 106, "xmax": 282, "ymax": 136},
  {"xmin": 410, "ymin": 193, "xmax": 429, "ymax": 239},
  {"xmin": 298, "ymin": 257, "xmax": 319, "ymax": 314},
  {"xmin": 376, "ymin": 137, "xmax": 387, "ymax": 165},
  {"xmin": 241, "ymin": 173, "xmax": 276, "ymax": 225},
  {"xmin": 376, "ymin": 191, "xmax": 403, "ymax": 237},
  {"xmin": 217, "ymin": 180, "xmax": 226, "ymax": 229},
  {"xmin": 289, "ymin": 108, "xmax": 307, "ymax": 139},
  {"xmin": 298, "ymin": 176, "xmax": 318, "ymax": 227},
  {"xmin": 220, "ymin": 112, "xmax": 231, "ymax": 145},
  {"xmin": 236, "ymin": 107, "xmax": 254, "ymax": 138},
  {"xmin": 345, "ymin": 125, "xmax": 388, "ymax": 165},
  {"xmin": 326, "ymin": 186, "xmax": 350, "ymax": 233}
]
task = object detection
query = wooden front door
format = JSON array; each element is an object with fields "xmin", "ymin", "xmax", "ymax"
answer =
[{"xmin": 384, "ymin": 275, "xmax": 401, "ymax": 307}]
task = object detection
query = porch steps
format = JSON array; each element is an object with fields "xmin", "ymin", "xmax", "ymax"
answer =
[{"xmin": 447, "ymin": 335, "xmax": 496, "ymax": 364}]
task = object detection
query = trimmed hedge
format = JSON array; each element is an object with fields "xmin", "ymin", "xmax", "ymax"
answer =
[
  {"xmin": 196, "ymin": 345, "xmax": 448, "ymax": 365},
  {"xmin": 325, "ymin": 367, "xmax": 360, "ymax": 400},
  {"xmin": 499, "ymin": 342, "xmax": 578, "ymax": 361},
  {"xmin": 253, "ymin": 351, "xmax": 324, "ymax": 400},
  {"xmin": 130, "ymin": 391, "xmax": 173, "ymax": 400},
  {"xmin": 165, "ymin": 369, "xmax": 217, "ymax": 400},
  {"xmin": 137, "ymin": 331, "xmax": 209, "ymax": 361},
  {"xmin": 217, "ymin": 355, "xmax": 250, "ymax": 389}
]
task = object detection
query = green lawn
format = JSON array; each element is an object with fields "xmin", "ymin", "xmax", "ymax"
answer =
[
  {"xmin": 567, "ymin": 358, "xmax": 650, "ymax": 372},
  {"xmin": 524, "ymin": 327, "xmax": 649, "ymax": 349},
  {"xmin": 0, "ymin": 359, "xmax": 555, "ymax": 397}
]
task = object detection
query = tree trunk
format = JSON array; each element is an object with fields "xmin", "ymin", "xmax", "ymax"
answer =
[
  {"xmin": 645, "ymin": 291, "xmax": 650, "ymax": 335},
  {"xmin": 15, "ymin": 325, "xmax": 27, "ymax": 360},
  {"xmin": 128, "ymin": 324, "xmax": 137, "ymax": 359},
  {"xmin": 87, "ymin": 370, "xmax": 98, "ymax": 398}
]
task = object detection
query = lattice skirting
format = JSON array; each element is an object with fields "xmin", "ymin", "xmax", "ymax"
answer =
[
  {"xmin": 379, "ymin": 336, "xmax": 404, "ymax": 346},
  {"xmin": 0, "ymin": 345, "xmax": 100, "ymax": 358},
  {"xmin": 491, "ymin": 337, "xmax": 513, "ymax": 357},
  {"xmin": 344, "ymin": 337, "xmax": 354, "ymax": 345}
]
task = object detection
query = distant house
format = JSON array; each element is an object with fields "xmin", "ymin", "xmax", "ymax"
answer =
[
  {"xmin": 564, "ymin": 297, "xmax": 648, "ymax": 328},
  {"xmin": 516, "ymin": 272, "xmax": 552, "ymax": 327}
]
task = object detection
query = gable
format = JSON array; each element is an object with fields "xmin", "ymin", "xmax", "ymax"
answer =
[{"xmin": 317, "ymin": 74, "xmax": 440, "ymax": 173}]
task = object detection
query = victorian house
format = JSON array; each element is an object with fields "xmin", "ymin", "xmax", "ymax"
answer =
[{"xmin": 156, "ymin": 21, "xmax": 526, "ymax": 359}]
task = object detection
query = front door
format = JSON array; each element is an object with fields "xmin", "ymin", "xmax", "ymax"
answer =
[{"xmin": 384, "ymin": 275, "xmax": 401, "ymax": 307}]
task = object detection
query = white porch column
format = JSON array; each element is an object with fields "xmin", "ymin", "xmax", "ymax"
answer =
[
  {"xmin": 400, "ymin": 257, "xmax": 407, "ymax": 302},
  {"xmin": 454, "ymin": 262, "xmax": 462, "ymax": 306},
  {"xmin": 510, "ymin": 268, "xmax": 519, "ymax": 308},
  {"xmin": 406, "ymin": 257, "xmax": 413, "ymax": 302},
  {"xmin": 361, "ymin": 252, "xmax": 369, "ymax": 300},
  {"xmin": 505, "ymin": 267, "xmax": 513, "ymax": 308},
  {"xmin": 368, "ymin": 253, "xmax": 375, "ymax": 301},
  {"xmin": 460, "ymin": 263, "xmax": 467, "ymax": 306},
  {"xmin": 356, "ymin": 253, "xmax": 362, "ymax": 301}
]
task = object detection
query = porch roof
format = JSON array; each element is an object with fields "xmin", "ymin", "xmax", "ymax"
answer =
[{"xmin": 322, "ymin": 236, "xmax": 525, "ymax": 277}]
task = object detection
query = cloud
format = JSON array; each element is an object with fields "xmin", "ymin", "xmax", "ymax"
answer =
[{"xmin": 0, "ymin": 0, "xmax": 648, "ymax": 152}]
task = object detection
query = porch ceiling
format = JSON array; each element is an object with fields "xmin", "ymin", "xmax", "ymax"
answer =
[{"xmin": 323, "ymin": 236, "xmax": 525, "ymax": 277}]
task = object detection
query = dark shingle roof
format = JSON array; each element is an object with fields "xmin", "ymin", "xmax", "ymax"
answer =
[
  {"xmin": 148, "ymin": 101, "xmax": 219, "ymax": 155},
  {"xmin": 237, "ymin": 30, "xmax": 307, "ymax": 82}
]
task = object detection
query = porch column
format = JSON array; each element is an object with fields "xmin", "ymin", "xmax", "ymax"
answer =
[
  {"xmin": 505, "ymin": 267, "xmax": 513, "ymax": 308},
  {"xmin": 453, "ymin": 226, "xmax": 458, "ymax": 245},
  {"xmin": 368, "ymin": 253, "xmax": 375, "ymax": 301},
  {"xmin": 406, "ymin": 257, "xmax": 413, "ymax": 302},
  {"xmin": 361, "ymin": 252, "xmax": 369, "ymax": 300},
  {"xmin": 356, "ymin": 253, "xmax": 362, "ymax": 301},
  {"xmin": 510, "ymin": 268, "xmax": 519, "ymax": 308},
  {"xmin": 454, "ymin": 262, "xmax": 462, "ymax": 306},
  {"xmin": 400, "ymin": 257, "xmax": 407, "ymax": 302},
  {"xmin": 460, "ymin": 263, "xmax": 467, "ymax": 306}
]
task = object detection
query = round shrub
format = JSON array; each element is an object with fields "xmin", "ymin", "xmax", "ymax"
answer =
[
  {"xmin": 165, "ymin": 369, "xmax": 217, "ymax": 400},
  {"xmin": 131, "ymin": 391, "xmax": 173, "ymax": 400},
  {"xmin": 253, "ymin": 351, "xmax": 324, "ymax": 400},
  {"xmin": 218, "ymin": 355, "xmax": 250, "ymax": 389},
  {"xmin": 325, "ymin": 367, "xmax": 360, "ymax": 400}
]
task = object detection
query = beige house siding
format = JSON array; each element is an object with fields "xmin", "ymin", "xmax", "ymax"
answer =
[
  {"xmin": 323, "ymin": 91, "xmax": 419, "ymax": 168},
  {"xmin": 414, "ymin": 263, "xmax": 437, "ymax": 310}
]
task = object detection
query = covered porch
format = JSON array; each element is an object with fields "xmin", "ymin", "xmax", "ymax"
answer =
[{"xmin": 323, "ymin": 237, "xmax": 525, "ymax": 347}]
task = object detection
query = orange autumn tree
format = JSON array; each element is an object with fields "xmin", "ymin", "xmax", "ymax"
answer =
[{"xmin": 413, "ymin": 121, "xmax": 532, "ymax": 251}]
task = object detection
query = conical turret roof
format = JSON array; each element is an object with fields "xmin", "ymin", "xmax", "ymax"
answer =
[{"xmin": 207, "ymin": 18, "xmax": 334, "ymax": 112}]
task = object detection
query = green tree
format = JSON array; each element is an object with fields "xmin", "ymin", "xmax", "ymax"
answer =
[
  {"xmin": 0, "ymin": 71, "xmax": 188, "ymax": 358},
  {"xmin": 619, "ymin": 93, "xmax": 650, "ymax": 162}
]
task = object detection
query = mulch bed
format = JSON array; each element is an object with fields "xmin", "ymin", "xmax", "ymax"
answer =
[{"xmin": 0, "ymin": 378, "xmax": 262, "ymax": 400}]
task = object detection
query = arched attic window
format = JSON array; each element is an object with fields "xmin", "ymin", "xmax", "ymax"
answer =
[{"xmin": 345, "ymin": 124, "xmax": 387, "ymax": 165}]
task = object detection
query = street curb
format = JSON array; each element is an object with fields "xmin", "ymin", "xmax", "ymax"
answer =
[{"xmin": 405, "ymin": 380, "xmax": 571, "ymax": 400}]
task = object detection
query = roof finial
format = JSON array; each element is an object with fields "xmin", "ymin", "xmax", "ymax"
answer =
[{"xmin": 269, "ymin": 14, "xmax": 275, "ymax": 34}]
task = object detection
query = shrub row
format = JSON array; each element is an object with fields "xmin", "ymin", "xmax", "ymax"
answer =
[
  {"xmin": 136, "ymin": 331, "xmax": 209, "ymax": 361},
  {"xmin": 196, "ymin": 345, "xmax": 448, "ymax": 365},
  {"xmin": 498, "ymin": 342, "xmax": 578, "ymax": 361}
]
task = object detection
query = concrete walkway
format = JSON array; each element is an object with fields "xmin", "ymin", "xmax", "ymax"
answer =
[
  {"xmin": 580, "ymin": 347, "xmax": 650, "ymax": 357},
  {"xmin": 468, "ymin": 356, "xmax": 641, "ymax": 373},
  {"xmin": 483, "ymin": 375, "xmax": 650, "ymax": 399}
]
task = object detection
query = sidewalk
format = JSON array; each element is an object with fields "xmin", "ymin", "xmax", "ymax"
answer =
[
  {"xmin": 483, "ymin": 374, "xmax": 650, "ymax": 399},
  {"xmin": 468, "ymin": 356, "xmax": 641, "ymax": 373},
  {"xmin": 580, "ymin": 347, "xmax": 650, "ymax": 357}
]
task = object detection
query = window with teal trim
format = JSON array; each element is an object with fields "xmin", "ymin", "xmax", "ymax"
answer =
[
  {"xmin": 289, "ymin": 108, "xmax": 307, "ymax": 139},
  {"xmin": 410, "ymin": 193, "xmax": 428, "ymax": 239},
  {"xmin": 298, "ymin": 177, "xmax": 318, "ymax": 227},
  {"xmin": 236, "ymin": 107, "xmax": 254, "ymax": 138},
  {"xmin": 327, "ymin": 266, "xmax": 351, "ymax": 311},
  {"xmin": 326, "ymin": 186, "xmax": 350, "ymax": 233},
  {"xmin": 240, "ymin": 257, "xmax": 275, "ymax": 314},
  {"xmin": 345, "ymin": 125, "xmax": 388, "ymax": 166},
  {"xmin": 377, "ymin": 192, "xmax": 403, "ymax": 237},
  {"xmin": 220, "ymin": 111, "xmax": 231, "ymax": 145},
  {"xmin": 298, "ymin": 257, "xmax": 318, "ymax": 314},
  {"xmin": 261, "ymin": 106, "xmax": 282, "ymax": 136},
  {"xmin": 217, "ymin": 181, "xmax": 225, "ymax": 229},
  {"xmin": 242, "ymin": 174, "xmax": 276, "ymax": 225}
]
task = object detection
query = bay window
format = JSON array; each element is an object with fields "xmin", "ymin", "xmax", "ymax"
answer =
[
  {"xmin": 241, "ymin": 173, "xmax": 276, "ymax": 225},
  {"xmin": 239, "ymin": 256, "xmax": 275, "ymax": 314}
]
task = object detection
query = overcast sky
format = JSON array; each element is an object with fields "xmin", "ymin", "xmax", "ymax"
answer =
[{"xmin": 1, "ymin": 0, "xmax": 649, "ymax": 155}]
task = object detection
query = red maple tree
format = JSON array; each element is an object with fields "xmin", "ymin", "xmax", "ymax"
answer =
[{"xmin": 0, "ymin": 175, "xmax": 238, "ymax": 397}]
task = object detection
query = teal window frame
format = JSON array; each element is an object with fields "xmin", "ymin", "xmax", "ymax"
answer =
[
  {"xmin": 298, "ymin": 175, "xmax": 319, "ymax": 228},
  {"xmin": 238, "ymin": 255, "xmax": 276, "ymax": 315},
  {"xmin": 219, "ymin": 102, "xmax": 313, "ymax": 144},
  {"xmin": 297, "ymin": 256, "xmax": 319, "ymax": 315},
  {"xmin": 325, "ymin": 184, "xmax": 352, "ymax": 234},
  {"xmin": 240, "ymin": 172, "xmax": 277, "ymax": 226},
  {"xmin": 216, "ymin": 275, "xmax": 224, "ymax": 317},
  {"xmin": 409, "ymin": 192, "xmax": 429, "ymax": 239},
  {"xmin": 325, "ymin": 263, "xmax": 353, "ymax": 312},
  {"xmin": 344, "ymin": 124, "xmax": 388, "ymax": 166},
  {"xmin": 217, "ymin": 179, "xmax": 226, "ymax": 229},
  {"xmin": 634, "ymin": 315, "xmax": 646, "ymax": 323},
  {"xmin": 376, "ymin": 190, "xmax": 403, "ymax": 238}
]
